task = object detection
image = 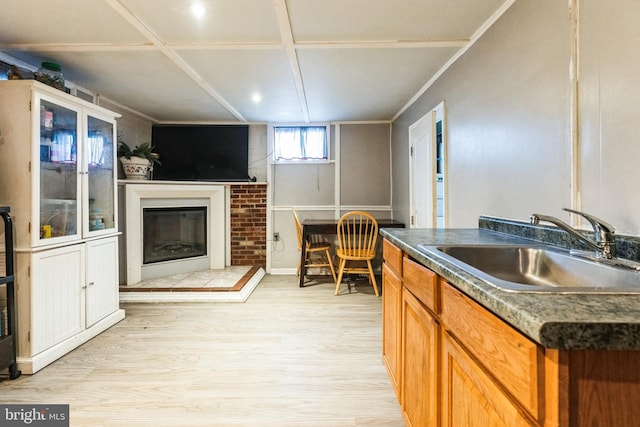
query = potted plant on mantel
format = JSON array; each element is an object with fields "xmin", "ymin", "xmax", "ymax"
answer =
[{"xmin": 118, "ymin": 141, "xmax": 161, "ymax": 180}]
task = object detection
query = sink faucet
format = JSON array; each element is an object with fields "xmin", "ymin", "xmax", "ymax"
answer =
[{"xmin": 530, "ymin": 207, "xmax": 616, "ymax": 259}]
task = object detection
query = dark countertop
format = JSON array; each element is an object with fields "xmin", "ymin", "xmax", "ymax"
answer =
[{"xmin": 380, "ymin": 227, "xmax": 640, "ymax": 350}]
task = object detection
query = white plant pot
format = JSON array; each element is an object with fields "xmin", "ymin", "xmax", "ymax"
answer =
[{"xmin": 120, "ymin": 156, "xmax": 151, "ymax": 180}]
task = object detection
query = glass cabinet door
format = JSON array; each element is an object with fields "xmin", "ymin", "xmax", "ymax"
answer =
[
  {"xmin": 38, "ymin": 98, "xmax": 80, "ymax": 244},
  {"xmin": 85, "ymin": 115, "xmax": 115, "ymax": 234}
]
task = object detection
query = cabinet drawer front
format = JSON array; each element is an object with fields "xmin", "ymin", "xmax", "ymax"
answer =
[
  {"xmin": 383, "ymin": 239, "xmax": 403, "ymax": 277},
  {"xmin": 403, "ymin": 257, "xmax": 438, "ymax": 313},
  {"xmin": 441, "ymin": 282, "xmax": 543, "ymax": 419}
]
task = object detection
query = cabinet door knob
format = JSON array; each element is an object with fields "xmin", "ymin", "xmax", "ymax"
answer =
[{"xmin": 88, "ymin": 281, "xmax": 95, "ymax": 286}]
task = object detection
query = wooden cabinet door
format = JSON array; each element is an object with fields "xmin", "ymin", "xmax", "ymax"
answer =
[
  {"xmin": 382, "ymin": 262, "xmax": 402, "ymax": 400},
  {"xmin": 401, "ymin": 287, "xmax": 438, "ymax": 427},
  {"xmin": 86, "ymin": 237, "xmax": 119, "ymax": 327},
  {"xmin": 31, "ymin": 244, "xmax": 85, "ymax": 355},
  {"xmin": 441, "ymin": 331, "xmax": 534, "ymax": 427}
]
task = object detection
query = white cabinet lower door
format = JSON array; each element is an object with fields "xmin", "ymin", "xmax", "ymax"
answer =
[
  {"xmin": 86, "ymin": 237, "xmax": 119, "ymax": 327},
  {"xmin": 31, "ymin": 244, "xmax": 85, "ymax": 355}
]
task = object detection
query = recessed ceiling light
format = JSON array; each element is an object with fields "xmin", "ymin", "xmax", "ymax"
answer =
[
  {"xmin": 190, "ymin": 3, "xmax": 207, "ymax": 19},
  {"xmin": 252, "ymin": 93, "xmax": 262, "ymax": 104}
]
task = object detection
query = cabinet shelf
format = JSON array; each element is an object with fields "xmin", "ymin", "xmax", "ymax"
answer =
[{"xmin": 40, "ymin": 161, "xmax": 77, "ymax": 171}]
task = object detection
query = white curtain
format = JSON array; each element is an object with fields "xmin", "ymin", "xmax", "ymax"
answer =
[{"xmin": 274, "ymin": 126, "xmax": 327, "ymax": 160}]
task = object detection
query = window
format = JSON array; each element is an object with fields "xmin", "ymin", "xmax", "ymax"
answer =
[{"xmin": 272, "ymin": 125, "xmax": 329, "ymax": 162}]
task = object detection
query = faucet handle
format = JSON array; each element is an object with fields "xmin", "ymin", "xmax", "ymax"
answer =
[{"xmin": 562, "ymin": 207, "xmax": 615, "ymax": 237}]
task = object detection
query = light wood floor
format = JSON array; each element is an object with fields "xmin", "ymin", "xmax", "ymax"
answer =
[{"xmin": 0, "ymin": 275, "xmax": 404, "ymax": 426}]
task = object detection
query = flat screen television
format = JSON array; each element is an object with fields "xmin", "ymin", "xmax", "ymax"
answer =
[{"xmin": 151, "ymin": 125, "xmax": 249, "ymax": 182}]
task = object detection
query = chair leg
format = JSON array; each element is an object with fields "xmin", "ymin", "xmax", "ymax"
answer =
[
  {"xmin": 325, "ymin": 248, "xmax": 337, "ymax": 282},
  {"xmin": 335, "ymin": 258, "xmax": 346, "ymax": 296},
  {"xmin": 367, "ymin": 260, "xmax": 380, "ymax": 297}
]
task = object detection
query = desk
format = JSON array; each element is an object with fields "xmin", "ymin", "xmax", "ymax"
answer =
[{"xmin": 299, "ymin": 219, "xmax": 405, "ymax": 287}]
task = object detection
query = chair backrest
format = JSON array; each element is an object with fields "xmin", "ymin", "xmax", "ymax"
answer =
[
  {"xmin": 337, "ymin": 211, "xmax": 379, "ymax": 257},
  {"xmin": 292, "ymin": 208, "xmax": 303, "ymax": 251}
]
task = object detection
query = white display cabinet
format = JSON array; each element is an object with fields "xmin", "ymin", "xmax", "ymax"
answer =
[{"xmin": 0, "ymin": 81, "xmax": 125, "ymax": 373}]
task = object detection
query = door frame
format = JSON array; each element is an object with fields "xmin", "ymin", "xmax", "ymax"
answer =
[{"xmin": 408, "ymin": 101, "xmax": 446, "ymax": 228}]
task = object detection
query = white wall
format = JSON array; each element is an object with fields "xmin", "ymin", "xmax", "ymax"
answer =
[
  {"xmin": 392, "ymin": 0, "xmax": 640, "ymax": 235},
  {"xmin": 97, "ymin": 97, "xmax": 154, "ymax": 180},
  {"xmin": 248, "ymin": 124, "xmax": 268, "ymax": 182},
  {"xmin": 578, "ymin": 0, "xmax": 640, "ymax": 235}
]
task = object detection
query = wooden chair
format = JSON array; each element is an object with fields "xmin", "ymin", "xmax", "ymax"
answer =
[
  {"xmin": 335, "ymin": 211, "xmax": 379, "ymax": 296},
  {"xmin": 293, "ymin": 208, "xmax": 337, "ymax": 283}
]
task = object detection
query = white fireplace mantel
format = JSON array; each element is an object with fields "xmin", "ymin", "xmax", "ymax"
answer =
[{"xmin": 123, "ymin": 182, "xmax": 227, "ymax": 285}]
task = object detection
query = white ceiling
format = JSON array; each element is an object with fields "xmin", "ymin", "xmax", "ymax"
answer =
[{"xmin": 0, "ymin": 0, "xmax": 511, "ymax": 123}]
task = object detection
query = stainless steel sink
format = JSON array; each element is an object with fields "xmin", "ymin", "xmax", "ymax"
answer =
[{"xmin": 416, "ymin": 244, "xmax": 640, "ymax": 293}]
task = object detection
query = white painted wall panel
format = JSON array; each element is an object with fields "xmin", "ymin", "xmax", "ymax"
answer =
[
  {"xmin": 579, "ymin": 0, "xmax": 640, "ymax": 235},
  {"xmin": 393, "ymin": 0, "xmax": 571, "ymax": 228}
]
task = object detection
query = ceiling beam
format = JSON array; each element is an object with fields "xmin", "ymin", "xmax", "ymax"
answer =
[
  {"xmin": 0, "ymin": 39, "xmax": 468, "ymax": 52},
  {"xmin": 102, "ymin": 0, "xmax": 247, "ymax": 122},
  {"xmin": 296, "ymin": 40, "xmax": 469, "ymax": 49},
  {"xmin": 0, "ymin": 43, "xmax": 157, "ymax": 52},
  {"xmin": 272, "ymin": 0, "xmax": 310, "ymax": 123}
]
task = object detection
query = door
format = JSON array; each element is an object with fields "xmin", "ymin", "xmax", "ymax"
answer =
[
  {"xmin": 441, "ymin": 332, "xmax": 534, "ymax": 427},
  {"xmin": 30, "ymin": 244, "xmax": 85, "ymax": 355},
  {"xmin": 402, "ymin": 287, "xmax": 439, "ymax": 427},
  {"xmin": 86, "ymin": 237, "xmax": 119, "ymax": 327},
  {"xmin": 409, "ymin": 112, "xmax": 434, "ymax": 228},
  {"xmin": 35, "ymin": 93, "xmax": 81, "ymax": 247},
  {"xmin": 382, "ymin": 263, "xmax": 402, "ymax": 400},
  {"xmin": 409, "ymin": 102, "xmax": 446, "ymax": 229},
  {"xmin": 83, "ymin": 113, "xmax": 117, "ymax": 236}
]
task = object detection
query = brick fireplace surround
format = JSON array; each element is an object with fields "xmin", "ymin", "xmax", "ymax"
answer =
[{"xmin": 229, "ymin": 184, "xmax": 267, "ymax": 268}]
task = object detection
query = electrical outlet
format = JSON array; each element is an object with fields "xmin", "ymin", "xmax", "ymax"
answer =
[{"xmin": 273, "ymin": 232, "xmax": 280, "ymax": 242}]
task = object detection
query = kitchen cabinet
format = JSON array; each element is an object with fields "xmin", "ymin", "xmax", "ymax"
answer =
[
  {"xmin": 382, "ymin": 238, "xmax": 640, "ymax": 426},
  {"xmin": 384, "ymin": 238, "xmax": 537, "ymax": 425},
  {"xmin": 383, "ymin": 240, "xmax": 440, "ymax": 426},
  {"xmin": 441, "ymin": 282, "xmax": 541, "ymax": 426},
  {"xmin": 0, "ymin": 81, "xmax": 124, "ymax": 374},
  {"xmin": 401, "ymin": 287, "xmax": 439, "ymax": 427},
  {"xmin": 382, "ymin": 239, "xmax": 403, "ymax": 399},
  {"xmin": 401, "ymin": 256, "xmax": 440, "ymax": 427},
  {"xmin": 441, "ymin": 331, "xmax": 534, "ymax": 427}
]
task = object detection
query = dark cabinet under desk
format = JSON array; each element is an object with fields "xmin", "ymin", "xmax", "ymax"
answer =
[{"xmin": 0, "ymin": 206, "xmax": 20, "ymax": 380}]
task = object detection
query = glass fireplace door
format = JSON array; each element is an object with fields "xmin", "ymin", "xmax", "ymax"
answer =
[{"xmin": 143, "ymin": 207, "xmax": 207, "ymax": 264}]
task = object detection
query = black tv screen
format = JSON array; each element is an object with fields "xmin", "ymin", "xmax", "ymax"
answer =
[{"xmin": 151, "ymin": 125, "xmax": 249, "ymax": 181}]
